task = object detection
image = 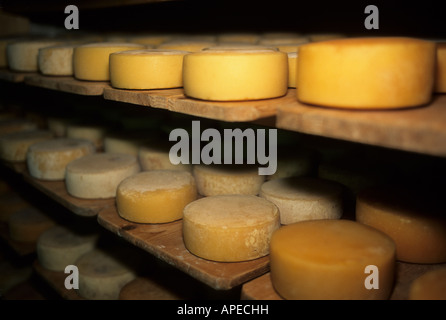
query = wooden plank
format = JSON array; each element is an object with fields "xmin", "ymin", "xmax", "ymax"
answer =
[
  {"xmin": 97, "ymin": 205, "xmax": 270, "ymax": 290},
  {"xmin": 24, "ymin": 74, "xmax": 110, "ymax": 96},
  {"xmin": 0, "ymin": 68, "xmax": 33, "ymax": 83},
  {"xmin": 103, "ymin": 87, "xmax": 184, "ymax": 109},
  {"xmin": 277, "ymin": 94, "xmax": 446, "ymax": 158}
]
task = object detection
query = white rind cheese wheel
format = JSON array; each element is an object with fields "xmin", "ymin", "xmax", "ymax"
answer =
[
  {"xmin": 297, "ymin": 37, "xmax": 437, "ymax": 109},
  {"xmin": 65, "ymin": 153, "xmax": 141, "ymax": 199},
  {"xmin": 270, "ymin": 219, "xmax": 396, "ymax": 300},
  {"xmin": 138, "ymin": 142, "xmax": 192, "ymax": 172},
  {"xmin": 104, "ymin": 131, "xmax": 152, "ymax": 156},
  {"xmin": 408, "ymin": 267, "xmax": 446, "ymax": 300},
  {"xmin": 38, "ymin": 44, "xmax": 77, "ymax": 76},
  {"xmin": 110, "ymin": 49, "xmax": 189, "ymax": 89},
  {"xmin": 260, "ymin": 177, "xmax": 344, "ymax": 225},
  {"xmin": 66, "ymin": 123, "xmax": 107, "ymax": 150},
  {"xmin": 26, "ymin": 138, "xmax": 96, "ymax": 181},
  {"xmin": 37, "ymin": 225, "xmax": 99, "ymax": 272},
  {"xmin": 193, "ymin": 164, "xmax": 264, "ymax": 196},
  {"xmin": 73, "ymin": 42, "xmax": 145, "ymax": 81},
  {"xmin": 356, "ymin": 185, "xmax": 446, "ymax": 264},
  {"xmin": 8, "ymin": 207, "xmax": 56, "ymax": 243},
  {"xmin": 6, "ymin": 40, "xmax": 63, "ymax": 72},
  {"xmin": 76, "ymin": 248, "xmax": 138, "ymax": 300},
  {"xmin": 0, "ymin": 130, "xmax": 54, "ymax": 162},
  {"xmin": 435, "ymin": 42, "xmax": 446, "ymax": 93},
  {"xmin": 183, "ymin": 194, "xmax": 280, "ymax": 262},
  {"xmin": 116, "ymin": 170, "xmax": 197, "ymax": 224},
  {"xmin": 183, "ymin": 49, "xmax": 288, "ymax": 101}
]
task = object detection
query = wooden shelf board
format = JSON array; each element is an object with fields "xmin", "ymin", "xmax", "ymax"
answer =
[
  {"xmin": 0, "ymin": 68, "xmax": 34, "ymax": 83},
  {"xmin": 277, "ymin": 94, "xmax": 446, "ymax": 158},
  {"xmin": 97, "ymin": 205, "xmax": 270, "ymax": 291}
]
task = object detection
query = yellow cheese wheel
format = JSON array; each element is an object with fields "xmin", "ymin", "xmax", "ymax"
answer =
[
  {"xmin": 183, "ymin": 49, "xmax": 288, "ymax": 101},
  {"xmin": 297, "ymin": 37, "xmax": 436, "ymax": 109},
  {"xmin": 138, "ymin": 142, "xmax": 192, "ymax": 172},
  {"xmin": 193, "ymin": 164, "xmax": 265, "ymax": 196},
  {"xmin": 0, "ymin": 129, "xmax": 54, "ymax": 162},
  {"xmin": 8, "ymin": 207, "xmax": 56, "ymax": 243},
  {"xmin": 0, "ymin": 119, "xmax": 38, "ymax": 137},
  {"xmin": 435, "ymin": 42, "xmax": 446, "ymax": 93},
  {"xmin": 6, "ymin": 40, "xmax": 63, "ymax": 72},
  {"xmin": 66, "ymin": 123, "xmax": 107, "ymax": 150},
  {"xmin": 408, "ymin": 267, "xmax": 446, "ymax": 300},
  {"xmin": 183, "ymin": 194, "xmax": 280, "ymax": 262},
  {"xmin": 270, "ymin": 219, "xmax": 396, "ymax": 300},
  {"xmin": 73, "ymin": 42, "xmax": 145, "ymax": 81},
  {"xmin": 109, "ymin": 49, "xmax": 189, "ymax": 89},
  {"xmin": 119, "ymin": 276, "xmax": 182, "ymax": 300},
  {"xmin": 65, "ymin": 153, "xmax": 141, "ymax": 199},
  {"xmin": 38, "ymin": 44, "xmax": 77, "ymax": 76},
  {"xmin": 202, "ymin": 44, "xmax": 278, "ymax": 52},
  {"xmin": 116, "ymin": 170, "xmax": 197, "ymax": 223},
  {"xmin": 37, "ymin": 225, "xmax": 99, "ymax": 272},
  {"xmin": 356, "ymin": 185, "xmax": 446, "ymax": 263},
  {"xmin": 217, "ymin": 33, "xmax": 260, "ymax": 44},
  {"xmin": 128, "ymin": 34, "xmax": 172, "ymax": 46},
  {"xmin": 260, "ymin": 177, "xmax": 344, "ymax": 224},
  {"xmin": 308, "ymin": 33, "xmax": 345, "ymax": 42},
  {"xmin": 26, "ymin": 138, "xmax": 96, "ymax": 181},
  {"xmin": 157, "ymin": 40, "xmax": 216, "ymax": 52},
  {"xmin": 287, "ymin": 52, "xmax": 297, "ymax": 88}
]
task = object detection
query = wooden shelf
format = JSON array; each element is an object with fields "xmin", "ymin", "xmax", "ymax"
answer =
[
  {"xmin": 0, "ymin": 68, "xmax": 33, "ymax": 83},
  {"xmin": 97, "ymin": 205, "xmax": 270, "ymax": 291}
]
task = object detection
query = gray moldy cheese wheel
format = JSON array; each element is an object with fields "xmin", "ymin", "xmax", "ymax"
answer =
[
  {"xmin": 182, "ymin": 194, "xmax": 280, "ymax": 262},
  {"xmin": 260, "ymin": 177, "xmax": 344, "ymax": 225},
  {"xmin": 8, "ymin": 207, "xmax": 56, "ymax": 243},
  {"xmin": 37, "ymin": 225, "xmax": 99, "ymax": 272},
  {"xmin": 0, "ymin": 129, "xmax": 54, "ymax": 162},
  {"xmin": 26, "ymin": 138, "xmax": 96, "ymax": 181},
  {"xmin": 65, "ymin": 152, "xmax": 141, "ymax": 199}
]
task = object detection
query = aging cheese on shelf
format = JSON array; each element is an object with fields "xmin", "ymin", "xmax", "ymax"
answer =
[
  {"xmin": 65, "ymin": 153, "xmax": 141, "ymax": 199},
  {"xmin": 8, "ymin": 207, "xmax": 56, "ymax": 243},
  {"xmin": 138, "ymin": 142, "xmax": 192, "ymax": 172},
  {"xmin": 0, "ymin": 119, "xmax": 38, "ymax": 137},
  {"xmin": 66, "ymin": 123, "xmax": 107, "ymax": 150},
  {"xmin": 270, "ymin": 219, "xmax": 396, "ymax": 300},
  {"xmin": 260, "ymin": 177, "xmax": 344, "ymax": 224},
  {"xmin": 38, "ymin": 44, "xmax": 77, "ymax": 76},
  {"xmin": 0, "ymin": 129, "xmax": 54, "ymax": 162},
  {"xmin": 37, "ymin": 225, "xmax": 99, "ymax": 272},
  {"xmin": 267, "ymin": 146, "xmax": 317, "ymax": 180},
  {"xmin": 183, "ymin": 49, "xmax": 288, "ymax": 101},
  {"xmin": 116, "ymin": 170, "xmax": 197, "ymax": 224},
  {"xmin": 109, "ymin": 49, "xmax": 189, "ymax": 89},
  {"xmin": 104, "ymin": 131, "xmax": 153, "ymax": 156},
  {"xmin": 157, "ymin": 40, "xmax": 216, "ymax": 52},
  {"xmin": 287, "ymin": 52, "xmax": 297, "ymax": 88},
  {"xmin": 193, "ymin": 164, "xmax": 265, "ymax": 196},
  {"xmin": 6, "ymin": 40, "xmax": 63, "ymax": 72},
  {"xmin": 408, "ymin": 267, "xmax": 446, "ymax": 300},
  {"xmin": 217, "ymin": 33, "xmax": 260, "ymax": 44},
  {"xmin": 297, "ymin": 37, "xmax": 437, "ymax": 109},
  {"xmin": 26, "ymin": 138, "xmax": 96, "ymax": 181},
  {"xmin": 435, "ymin": 42, "xmax": 446, "ymax": 93},
  {"xmin": 46, "ymin": 117, "xmax": 72, "ymax": 137},
  {"xmin": 76, "ymin": 248, "xmax": 138, "ymax": 300},
  {"xmin": 183, "ymin": 194, "xmax": 280, "ymax": 262},
  {"xmin": 356, "ymin": 185, "xmax": 446, "ymax": 264},
  {"xmin": 73, "ymin": 42, "xmax": 145, "ymax": 81}
]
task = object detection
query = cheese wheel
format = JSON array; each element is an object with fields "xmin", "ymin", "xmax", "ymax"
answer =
[
  {"xmin": 109, "ymin": 49, "xmax": 189, "ymax": 89},
  {"xmin": 76, "ymin": 248, "xmax": 138, "ymax": 300},
  {"xmin": 47, "ymin": 117, "xmax": 72, "ymax": 137},
  {"xmin": 408, "ymin": 267, "xmax": 446, "ymax": 300},
  {"xmin": 297, "ymin": 37, "xmax": 436, "ymax": 109},
  {"xmin": 435, "ymin": 42, "xmax": 446, "ymax": 93},
  {"xmin": 356, "ymin": 185, "xmax": 446, "ymax": 264},
  {"xmin": 128, "ymin": 34, "xmax": 172, "ymax": 46},
  {"xmin": 116, "ymin": 170, "xmax": 197, "ymax": 224},
  {"xmin": 217, "ymin": 33, "xmax": 260, "ymax": 44},
  {"xmin": 157, "ymin": 40, "xmax": 216, "ymax": 52},
  {"xmin": 202, "ymin": 45, "xmax": 278, "ymax": 52},
  {"xmin": 66, "ymin": 123, "xmax": 107, "ymax": 150},
  {"xmin": 138, "ymin": 142, "xmax": 192, "ymax": 172},
  {"xmin": 260, "ymin": 177, "xmax": 344, "ymax": 224},
  {"xmin": 119, "ymin": 276, "xmax": 181, "ymax": 300},
  {"xmin": 73, "ymin": 42, "xmax": 145, "ymax": 81},
  {"xmin": 0, "ymin": 129, "xmax": 54, "ymax": 162},
  {"xmin": 38, "ymin": 44, "xmax": 77, "ymax": 76},
  {"xmin": 26, "ymin": 138, "xmax": 96, "ymax": 181},
  {"xmin": 193, "ymin": 164, "xmax": 265, "ymax": 196},
  {"xmin": 65, "ymin": 153, "xmax": 141, "ymax": 199},
  {"xmin": 0, "ymin": 192, "xmax": 30, "ymax": 223},
  {"xmin": 268, "ymin": 146, "xmax": 317, "ymax": 180},
  {"xmin": 287, "ymin": 52, "xmax": 297, "ymax": 88},
  {"xmin": 183, "ymin": 49, "xmax": 288, "ymax": 101},
  {"xmin": 270, "ymin": 219, "xmax": 396, "ymax": 300},
  {"xmin": 308, "ymin": 33, "xmax": 345, "ymax": 42},
  {"xmin": 0, "ymin": 119, "xmax": 38, "ymax": 137},
  {"xmin": 6, "ymin": 40, "xmax": 63, "ymax": 72},
  {"xmin": 183, "ymin": 194, "xmax": 280, "ymax": 262},
  {"xmin": 37, "ymin": 225, "xmax": 99, "ymax": 272},
  {"xmin": 8, "ymin": 207, "xmax": 56, "ymax": 243},
  {"xmin": 104, "ymin": 131, "xmax": 153, "ymax": 156}
]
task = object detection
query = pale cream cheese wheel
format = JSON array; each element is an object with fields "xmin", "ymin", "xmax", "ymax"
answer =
[
  {"xmin": 38, "ymin": 44, "xmax": 77, "ymax": 76},
  {"xmin": 110, "ymin": 49, "xmax": 189, "ymax": 89},
  {"xmin": 8, "ymin": 207, "xmax": 56, "ymax": 243},
  {"xmin": 37, "ymin": 225, "xmax": 99, "ymax": 272},
  {"xmin": 183, "ymin": 49, "xmax": 288, "ymax": 101},
  {"xmin": 182, "ymin": 194, "xmax": 280, "ymax": 262},
  {"xmin": 116, "ymin": 170, "xmax": 197, "ymax": 224},
  {"xmin": 66, "ymin": 123, "xmax": 107, "ymax": 150},
  {"xmin": 260, "ymin": 177, "xmax": 344, "ymax": 225},
  {"xmin": 26, "ymin": 138, "xmax": 96, "ymax": 181},
  {"xmin": 104, "ymin": 131, "xmax": 153, "ymax": 156},
  {"xmin": 138, "ymin": 142, "xmax": 192, "ymax": 172},
  {"xmin": 6, "ymin": 40, "xmax": 63, "ymax": 72},
  {"xmin": 0, "ymin": 129, "xmax": 54, "ymax": 162}
]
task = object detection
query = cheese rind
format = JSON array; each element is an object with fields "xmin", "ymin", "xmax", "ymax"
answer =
[
  {"xmin": 38, "ymin": 44, "xmax": 77, "ymax": 76},
  {"xmin": 287, "ymin": 52, "xmax": 297, "ymax": 88},
  {"xmin": 7, "ymin": 40, "xmax": 63, "ymax": 72},
  {"xmin": 8, "ymin": 207, "xmax": 56, "ymax": 243},
  {"xmin": 116, "ymin": 170, "xmax": 197, "ymax": 223},
  {"xmin": 297, "ymin": 37, "xmax": 436, "ymax": 109},
  {"xmin": 408, "ymin": 267, "xmax": 446, "ymax": 300},
  {"xmin": 138, "ymin": 143, "xmax": 192, "ymax": 172},
  {"xmin": 435, "ymin": 42, "xmax": 446, "ymax": 93},
  {"xmin": 183, "ymin": 49, "xmax": 288, "ymax": 101},
  {"xmin": 270, "ymin": 219, "xmax": 396, "ymax": 300},
  {"xmin": 183, "ymin": 195, "xmax": 280, "ymax": 262},
  {"xmin": 0, "ymin": 129, "xmax": 54, "ymax": 162},
  {"xmin": 66, "ymin": 123, "xmax": 107, "ymax": 150},
  {"xmin": 65, "ymin": 153, "xmax": 141, "ymax": 199}
]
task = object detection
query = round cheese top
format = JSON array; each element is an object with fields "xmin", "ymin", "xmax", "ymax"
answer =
[
  {"xmin": 110, "ymin": 48, "xmax": 190, "ymax": 56},
  {"xmin": 118, "ymin": 170, "xmax": 195, "ymax": 193},
  {"xmin": 38, "ymin": 225, "xmax": 98, "ymax": 249},
  {"xmin": 28, "ymin": 138, "xmax": 95, "ymax": 153},
  {"xmin": 76, "ymin": 248, "xmax": 134, "ymax": 277},
  {"xmin": 66, "ymin": 153, "xmax": 139, "ymax": 174}
]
